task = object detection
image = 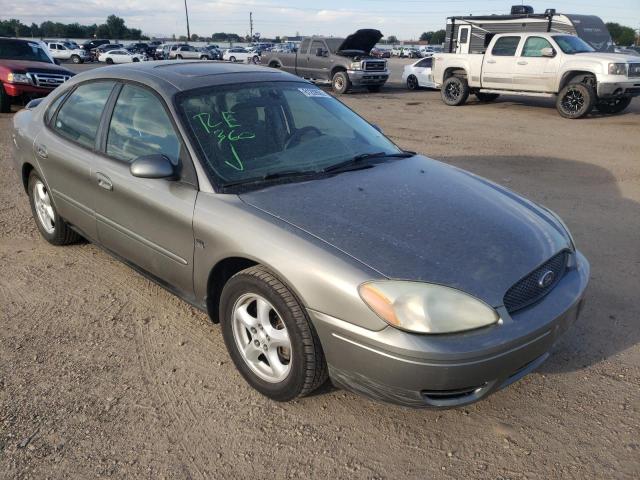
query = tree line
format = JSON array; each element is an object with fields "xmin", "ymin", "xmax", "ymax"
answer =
[{"xmin": 0, "ymin": 16, "xmax": 145, "ymax": 40}]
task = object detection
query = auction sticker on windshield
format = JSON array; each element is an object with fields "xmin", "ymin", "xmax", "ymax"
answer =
[{"xmin": 298, "ymin": 87, "xmax": 331, "ymax": 98}]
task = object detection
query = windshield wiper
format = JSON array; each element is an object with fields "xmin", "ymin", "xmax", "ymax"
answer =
[
  {"xmin": 323, "ymin": 151, "xmax": 415, "ymax": 174},
  {"xmin": 221, "ymin": 170, "xmax": 319, "ymax": 189}
]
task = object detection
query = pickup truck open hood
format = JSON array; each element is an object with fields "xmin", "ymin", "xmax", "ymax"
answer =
[
  {"xmin": 337, "ymin": 29, "xmax": 383, "ymax": 53},
  {"xmin": 240, "ymin": 156, "xmax": 571, "ymax": 308}
]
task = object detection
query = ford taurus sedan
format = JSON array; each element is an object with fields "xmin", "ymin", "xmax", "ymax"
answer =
[{"xmin": 11, "ymin": 62, "xmax": 589, "ymax": 407}]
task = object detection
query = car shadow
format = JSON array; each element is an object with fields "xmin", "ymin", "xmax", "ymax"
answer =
[{"xmin": 438, "ymin": 155, "xmax": 639, "ymax": 374}]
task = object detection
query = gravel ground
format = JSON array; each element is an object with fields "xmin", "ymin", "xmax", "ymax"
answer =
[{"xmin": 0, "ymin": 62, "xmax": 639, "ymax": 479}]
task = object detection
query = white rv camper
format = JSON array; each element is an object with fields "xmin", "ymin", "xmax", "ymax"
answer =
[{"xmin": 445, "ymin": 5, "xmax": 613, "ymax": 55}]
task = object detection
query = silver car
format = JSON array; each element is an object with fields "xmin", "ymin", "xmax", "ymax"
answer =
[
  {"xmin": 169, "ymin": 45, "xmax": 212, "ymax": 60},
  {"xmin": 11, "ymin": 62, "xmax": 589, "ymax": 407}
]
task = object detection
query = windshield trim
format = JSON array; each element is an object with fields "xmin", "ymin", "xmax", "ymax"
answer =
[{"xmin": 174, "ymin": 80, "xmax": 403, "ymax": 194}]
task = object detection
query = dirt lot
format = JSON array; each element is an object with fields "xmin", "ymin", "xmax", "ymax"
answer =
[{"xmin": 1, "ymin": 64, "xmax": 639, "ymax": 479}]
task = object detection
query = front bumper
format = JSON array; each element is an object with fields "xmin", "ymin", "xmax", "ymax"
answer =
[
  {"xmin": 310, "ymin": 250, "xmax": 590, "ymax": 408},
  {"xmin": 597, "ymin": 79, "xmax": 640, "ymax": 98},
  {"xmin": 2, "ymin": 82, "xmax": 55, "ymax": 99},
  {"xmin": 347, "ymin": 69, "xmax": 389, "ymax": 86}
]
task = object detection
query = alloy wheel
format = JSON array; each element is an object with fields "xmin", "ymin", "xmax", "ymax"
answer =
[
  {"xmin": 33, "ymin": 180, "xmax": 55, "ymax": 234},
  {"xmin": 444, "ymin": 81, "xmax": 461, "ymax": 101},
  {"xmin": 231, "ymin": 293, "xmax": 292, "ymax": 383},
  {"xmin": 561, "ymin": 88, "xmax": 585, "ymax": 114}
]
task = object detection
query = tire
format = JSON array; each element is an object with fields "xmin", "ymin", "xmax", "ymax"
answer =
[
  {"xmin": 27, "ymin": 171, "xmax": 81, "ymax": 246},
  {"xmin": 200, "ymin": 56, "xmax": 208, "ymax": 60},
  {"xmin": 71, "ymin": 55, "xmax": 81, "ymax": 64},
  {"xmin": 476, "ymin": 92, "xmax": 500, "ymax": 102},
  {"xmin": 441, "ymin": 76, "xmax": 469, "ymax": 106},
  {"xmin": 132, "ymin": 58, "xmax": 139, "ymax": 62},
  {"xmin": 220, "ymin": 265, "xmax": 328, "ymax": 401},
  {"xmin": 269, "ymin": 62, "xmax": 281, "ymax": 69},
  {"xmin": 332, "ymin": 71, "xmax": 351, "ymax": 94},
  {"xmin": 106, "ymin": 58, "xmax": 113, "ymax": 64},
  {"xmin": 0, "ymin": 86, "xmax": 11, "ymax": 113},
  {"xmin": 556, "ymin": 82, "xmax": 595, "ymax": 119},
  {"xmin": 176, "ymin": 54, "xmax": 183, "ymax": 60},
  {"xmin": 367, "ymin": 85, "xmax": 381, "ymax": 93},
  {"xmin": 229, "ymin": 56, "xmax": 236, "ymax": 62},
  {"xmin": 596, "ymin": 97, "xmax": 632, "ymax": 114},
  {"xmin": 252, "ymin": 56, "xmax": 259, "ymax": 64},
  {"xmin": 407, "ymin": 74, "xmax": 419, "ymax": 90}
]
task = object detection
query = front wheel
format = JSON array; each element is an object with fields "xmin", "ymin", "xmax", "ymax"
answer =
[
  {"xmin": 220, "ymin": 266, "xmax": 328, "ymax": 401},
  {"xmin": 71, "ymin": 55, "xmax": 81, "ymax": 64},
  {"xmin": 441, "ymin": 76, "xmax": 469, "ymax": 106},
  {"xmin": 332, "ymin": 71, "xmax": 351, "ymax": 94},
  {"xmin": 406, "ymin": 74, "xmax": 419, "ymax": 90},
  {"xmin": 596, "ymin": 97, "xmax": 632, "ymax": 114},
  {"xmin": 176, "ymin": 54, "xmax": 183, "ymax": 60},
  {"xmin": 229, "ymin": 56, "xmax": 236, "ymax": 62},
  {"xmin": 132, "ymin": 57, "xmax": 140, "ymax": 62},
  {"xmin": 28, "ymin": 171, "xmax": 81, "ymax": 245},
  {"xmin": 556, "ymin": 82, "xmax": 595, "ymax": 119},
  {"xmin": 106, "ymin": 58, "xmax": 114, "ymax": 64}
]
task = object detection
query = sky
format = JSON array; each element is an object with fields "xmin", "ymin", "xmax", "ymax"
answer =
[{"xmin": 3, "ymin": 0, "xmax": 640, "ymax": 39}]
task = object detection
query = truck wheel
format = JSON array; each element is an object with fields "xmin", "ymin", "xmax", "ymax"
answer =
[
  {"xmin": 476, "ymin": 92, "xmax": 499, "ymax": 102},
  {"xmin": 332, "ymin": 71, "xmax": 351, "ymax": 94},
  {"xmin": 596, "ymin": 97, "xmax": 632, "ymax": 115},
  {"xmin": 220, "ymin": 265, "xmax": 328, "ymax": 401},
  {"xmin": 0, "ymin": 86, "xmax": 11, "ymax": 113},
  {"xmin": 556, "ymin": 82, "xmax": 595, "ymax": 119},
  {"xmin": 367, "ymin": 85, "xmax": 381, "ymax": 93},
  {"xmin": 71, "ymin": 55, "xmax": 81, "ymax": 64},
  {"xmin": 407, "ymin": 75, "xmax": 419, "ymax": 90},
  {"xmin": 441, "ymin": 76, "xmax": 469, "ymax": 106}
]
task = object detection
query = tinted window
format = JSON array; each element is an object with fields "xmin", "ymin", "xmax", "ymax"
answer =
[
  {"xmin": 54, "ymin": 81, "xmax": 115, "ymax": 149},
  {"xmin": 459, "ymin": 28, "xmax": 469, "ymax": 44},
  {"xmin": 416, "ymin": 58, "xmax": 433, "ymax": 68},
  {"xmin": 522, "ymin": 37, "xmax": 553, "ymax": 57},
  {"xmin": 107, "ymin": 84, "xmax": 181, "ymax": 164},
  {"xmin": 491, "ymin": 36, "xmax": 521, "ymax": 56},
  {"xmin": 178, "ymin": 81, "xmax": 400, "ymax": 185},
  {"xmin": 0, "ymin": 40, "xmax": 53, "ymax": 63}
]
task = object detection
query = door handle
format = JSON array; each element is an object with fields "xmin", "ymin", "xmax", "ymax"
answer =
[
  {"xmin": 35, "ymin": 144, "xmax": 48, "ymax": 158},
  {"xmin": 486, "ymin": 59, "xmax": 496, "ymax": 64},
  {"xmin": 517, "ymin": 61, "xmax": 528, "ymax": 65},
  {"xmin": 96, "ymin": 172, "xmax": 113, "ymax": 191}
]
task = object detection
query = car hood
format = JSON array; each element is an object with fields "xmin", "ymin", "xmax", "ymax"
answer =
[
  {"xmin": 240, "ymin": 156, "xmax": 571, "ymax": 307},
  {"xmin": 570, "ymin": 52, "xmax": 639, "ymax": 63},
  {"xmin": 337, "ymin": 29, "xmax": 383, "ymax": 54},
  {"xmin": 0, "ymin": 59, "xmax": 73, "ymax": 75}
]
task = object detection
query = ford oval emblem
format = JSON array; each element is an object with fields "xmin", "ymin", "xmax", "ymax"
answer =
[{"xmin": 538, "ymin": 270, "xmax": 555, "ymax": 288}]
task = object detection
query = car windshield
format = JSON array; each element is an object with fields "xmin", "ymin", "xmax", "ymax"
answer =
[
  {"xmin": 0, "ymin": 40, "xmax": 53, "ymax": 63},
  {"xmin": 178, "ymin": 81, "xmax": 401, "ymax": 186},
  {"xmin": 553, "ymin": 35, "xmax": 596, "ymax": 54}
]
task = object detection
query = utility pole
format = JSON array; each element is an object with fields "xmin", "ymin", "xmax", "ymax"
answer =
[
  {"xmin": 250, "ymin": 12, "xmax": 253, "ymax": 41},
  {"xmin": 184, "ymin": 0, "xmax": 191, "ymax": 40}
]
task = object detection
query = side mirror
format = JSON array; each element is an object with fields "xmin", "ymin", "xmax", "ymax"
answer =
[
  {"xmin": 130, "ymin": 154, "xmax": 175, "ymax": 179},
  {"xmin": 315, "ymin": 47, "xmax": 324, "ymax": 57},
  {"xmin": 541, "ymin": 47, "xmax": 556, "ymax": 57}
]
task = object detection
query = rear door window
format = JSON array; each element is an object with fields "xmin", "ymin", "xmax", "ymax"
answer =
[
  {"xmin": 491, "ymin": 36, "xmax": 521, "ymax": 56},
  {"xmin": 53, "ymin": 81, "xmax": 115, "ymax": 149}
]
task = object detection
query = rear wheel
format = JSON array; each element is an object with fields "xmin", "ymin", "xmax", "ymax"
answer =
[
  {"xmin": 132, "ymin": 57, "xmax": 140, "ymax": 62},
  {"xmin": 0, "ymin": 86, "xmax": 11, "ymax": 113},
  {"xmin": 176, "ymin": 54, "xmax": 183, "ymax": 60},
  {"xmin": 441, "ymin": 76, "xmax": 469, "ymax": 106},
  {"xmin": 229, "ymin": 56, "xmax": 236, "ymax": 62},
  {"xmin": 106, "ymin": 57, "xmax": 114, "ymax": 64},
  {"xmin": 28, "ymin": 171, "xmax": 80, "ymax": 245},
  {"xmin": 476, "ymin": 92, "xmax": 499, "ymax": 102},
  {"xmin": 252, "ymin": 56, "xmax": 259, "ymax": 64},
  {"xmin": 220, "ymin": 266, "xmax": 328, "ymax": 401},
  {"xmin": 596, "ymin": 97, "xmax": 632, "ymax": 114},
  {"xmin": 332, "ymin": 71, "xmax": 351, "ymax": 94},
  {"xmin": 407, "ymin": 75, "xmax": 419, "ymax": 90},
  {"xmin": 200, "ymin": 55, "xmax": 208, "ymax": 60},
  {"xmin": 71, "ymin": 55, "xmax": 81, "ymax": 64}
]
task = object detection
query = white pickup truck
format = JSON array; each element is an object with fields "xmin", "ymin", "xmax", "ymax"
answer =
[{"xmin": 432, "ymin": 32, "xmax": 640, "ymax": 118}]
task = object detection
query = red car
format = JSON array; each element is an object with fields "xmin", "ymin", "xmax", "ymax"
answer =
[
  {"xmin": 0, "ymin": 38, "xmax": 74, "ymax": 113},
  {"xmin": 370, "ymin": 47, "xmax": 391, "ymax": 58}
]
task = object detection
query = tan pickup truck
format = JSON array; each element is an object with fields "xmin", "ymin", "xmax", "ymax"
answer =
[{"xmin": 432, "ymin": 32, "xmax": 640, "ymax": 118}]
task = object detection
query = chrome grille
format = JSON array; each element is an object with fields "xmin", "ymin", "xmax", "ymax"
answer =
[
  {"xmin": 364, "ymin": 61, "xmax": 385, "ymax": 71},
  {"xmin": 26, "ymin": 72, "xmax": 71, "ymax": 89},
  {"xmin": 628, "ymin": 63, "xmax": 640, "ymax": 78},
  {"xmin": 503, "ymin": 251, "xmax": 568, "ymax": 313}
]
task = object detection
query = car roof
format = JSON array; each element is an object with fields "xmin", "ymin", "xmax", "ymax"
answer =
[{"xmin": 67, "ymin": 60, "xmax": 304, "ymax": 95}]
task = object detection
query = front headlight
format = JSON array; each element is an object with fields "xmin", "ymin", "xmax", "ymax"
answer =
[
  {"xmin": 7, "ymin": 73, "xmax": 30, "ymax": 84},
  {"xmin": 359, "ymin": 281, "xmax": 499, "ymax": 334},
  {"xmin": 608, "ymin": 63, "xmax": 627, "ymax": 75},
  {"xmin": 350, "ymin": 61, "xmax": 362, "ymax": 70}
]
